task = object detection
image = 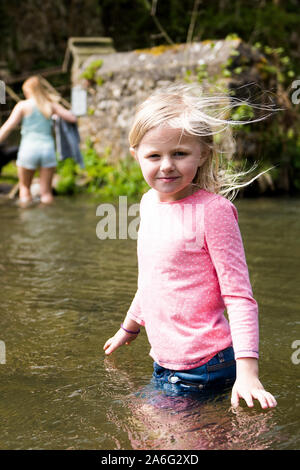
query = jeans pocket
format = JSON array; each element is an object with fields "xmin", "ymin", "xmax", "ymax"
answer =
[{"xmin": 207, "ymin": 362, "xmax": 236, "ymax": 387}]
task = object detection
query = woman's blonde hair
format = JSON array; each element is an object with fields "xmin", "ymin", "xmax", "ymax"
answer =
[
  {"xmin": 129, "ymin": 83, "xmax": 276, "ymax": 200},
  {"xmin": 22, "ymin": 75, "xmax": 59, "ymax": 119}
]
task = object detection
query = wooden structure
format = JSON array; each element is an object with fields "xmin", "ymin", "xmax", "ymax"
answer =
[{"xmin": 62, "ymin": 37, "xmax": 115, "ymax": 83}]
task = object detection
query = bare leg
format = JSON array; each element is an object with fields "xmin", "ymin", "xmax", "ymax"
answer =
[
  {"xmin": 39, "ymin": 166, "xmax": 56, "ymax": 204},
  {"xmin": 17, "ymin": 166, "xmax": 35, "ymax": 202}
]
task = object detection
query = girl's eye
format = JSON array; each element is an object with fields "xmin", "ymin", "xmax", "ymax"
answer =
[
  {"xmin": 147, "ymin": 154, "xmax": 160, "ymax": 159},
  {"xmin": 173, "ymin": 151, "xmax": 186, "ymax": 157}
]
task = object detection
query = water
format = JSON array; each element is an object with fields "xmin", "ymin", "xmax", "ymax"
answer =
[{"xmin": 0, "ymin": 194, "xmax": 299, "ymax": 450}]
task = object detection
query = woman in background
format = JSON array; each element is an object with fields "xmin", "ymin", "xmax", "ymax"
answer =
[{"xmin": 0, "ymin": 75, "xmax": 76, "ymax": 205}]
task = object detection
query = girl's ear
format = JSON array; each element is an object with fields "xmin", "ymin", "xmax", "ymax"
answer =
[
  {"xmin": 199, "ymin": 142, "xmax": 211, "ymax": 166},
  {"xmin": 130, "ymin": 146, "xmax": 138, "ymax": 161}
]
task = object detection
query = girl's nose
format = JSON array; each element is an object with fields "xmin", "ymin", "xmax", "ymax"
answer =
[{"xmin": 160, "ymin": 156, "xmax": 175, "ymax": 172}]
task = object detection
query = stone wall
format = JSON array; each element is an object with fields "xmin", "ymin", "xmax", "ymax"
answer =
[{"xmin": 75, "ymin": 39, "xmax": 266, "ymax": 161}]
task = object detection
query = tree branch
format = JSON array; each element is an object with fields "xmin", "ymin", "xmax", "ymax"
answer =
[
  {"xmin": 186, "ymin": 0, "xmax": 202, "ymax": 45},
  {"xmin": 144, "ymin": 0, "xmax": 174, "ymax": 45}
]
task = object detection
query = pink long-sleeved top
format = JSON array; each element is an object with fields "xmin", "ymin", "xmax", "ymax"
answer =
[{"xmin": 127, "ymin": 188, "xmax": 259, "ymax": 370}]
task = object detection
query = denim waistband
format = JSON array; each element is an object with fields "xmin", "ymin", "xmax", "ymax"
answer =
[
  {"xmin": 168, "ymin": 347, "xmax": 234, "ymax": 382},
  {"xmin": 206, "ymin": 348, "xmax": 235, "ymax": 372},
  {"xmin": 152, "ymin": 347, "xmax": 236, "ymax": 396}
]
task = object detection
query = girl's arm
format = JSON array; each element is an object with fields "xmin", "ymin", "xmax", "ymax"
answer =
[
  {"xmin": 51, "ymin": 102, "xmax": 77, "ymax": 123},
  {"xmin": 104, "ymin": 195, "xmax": 146, "ymax": 357},
  {"xmin": 103, "ymin": 317, "xmax": 141, "ymax": 355},
  {"xmin": 205, "ymin": 197, "xmax": 277, "ymax": 408},
  {"xmin": 0, "ymin": 101, "xmax": 24, "ymax": 143},
  {"xmin": 231, "ymin": 358, "xmax": 277, "ymax": 408}
]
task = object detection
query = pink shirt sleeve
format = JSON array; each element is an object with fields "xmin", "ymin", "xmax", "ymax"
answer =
[
  {"xmin": 127, "ymin": 289, "xmax": 145, "ymax": 326},
  {"xmin": 126, "ymin": 194, "xmax": 145, "ymax": 327},
  {"xmin": 204, "ymin": 197, "xmax": 259, "ymax": 359}
]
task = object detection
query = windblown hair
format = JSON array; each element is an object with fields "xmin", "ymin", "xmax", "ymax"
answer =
[
  {"xmin": 22, "ymin": 75, "xmax": 60, "ymax": 119},
  {"xmin": 129, "ymin": 83, "xmax": 276, "ymax": 200}
]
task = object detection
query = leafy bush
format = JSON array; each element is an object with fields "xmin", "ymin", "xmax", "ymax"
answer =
[
  {"xmin": 80, "ymin": 59, "xmax": 103, "ymax": 82},
  {"xmin": 55, "ymin": 158, "xmax": 79, "ymax": 195},
  {"xmin": 55, "ymin": 139, "xmax": 148, "ymax": 200}
]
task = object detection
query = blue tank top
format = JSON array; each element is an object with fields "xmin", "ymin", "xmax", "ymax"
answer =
[{"xmin": 20, "ymin": 103, "xmax": 53, "ymax": 142}]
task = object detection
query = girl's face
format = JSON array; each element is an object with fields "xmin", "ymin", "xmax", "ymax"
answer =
[{"xmin": 132, "ymin": 126, "xmax": 205, "ymax": 202}]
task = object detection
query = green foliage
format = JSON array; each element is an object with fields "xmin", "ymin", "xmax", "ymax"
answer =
[
  {"xmin": 225, "ymin": 33, "xmax": 240, "ymax": 41},
  {"xmin": 196, "ymin": 64, "xmax": 208, "ymax": 83},
  {"xmin": 0, "ymin": 161, "xmax": 18, "ymax": 178},
  {"xmin": 231, "ymin": 104, "xmax": 255, "ymax": 129},
  {"xmin": 101, "ymin": 154, "xmax": 149, "ymax": 201},
  {"xmin": 84, "ymin": 140, "xmax": 148, "ymax": 200},
  {"xmin": 80, "ymin": 59, "xmax": 103, "ymax": 82},
  {"xmin": 55, "ymin": 158, "xmax": 79, "ymax": 195},
  {"xmin": 83, "ymin": 141, "xmax": 115, "ymax": 193},
  {"xmin": 253, "ymin": 43, "xmax": 296, "ymax": 85},
  {"xmin": 56, "ymin": 139, "xmax": 148, "ymax": 201},
  {"xmin": 0, "ymin": 160, "xmax": 18, "ymax": 186},
  {"xmin": 183, "ymin": 69, "xmax": 193, "ymax": 83},
  {"xmin": 3, "ymin": 0, "xmax": 300, "ymax": 194}
]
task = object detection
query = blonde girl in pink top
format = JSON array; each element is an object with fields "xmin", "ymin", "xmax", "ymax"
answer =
[{"xmin": 104, "ymin": 84, "xmax": 277, "ymax": 410}]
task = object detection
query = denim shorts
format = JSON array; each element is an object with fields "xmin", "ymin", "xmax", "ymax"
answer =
[
  {"xmin": 152, "ymin": 347, "xmax": 236, "ymax": 396},
  {"xmin": 17, "ymin": 138, "xmax": 57, "ymax": 170}
]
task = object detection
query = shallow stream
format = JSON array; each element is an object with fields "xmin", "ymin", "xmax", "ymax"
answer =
[{"xmin": 0, "ymin": 194, "xmax": 299, "ymax": 449}]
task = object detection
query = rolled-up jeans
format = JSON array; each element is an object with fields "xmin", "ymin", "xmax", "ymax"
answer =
[{"xmin": 152, "ymin": 346, "xmax": 236, "ymax": 396}]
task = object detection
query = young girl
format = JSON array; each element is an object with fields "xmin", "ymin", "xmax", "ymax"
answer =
[
  {"xmin": 104, "ymin": 84, "xmax": 277, "ymax": 410},
  {"xmin": 0, "ymin": 75, "xmax": 76, "ymax": 206}
]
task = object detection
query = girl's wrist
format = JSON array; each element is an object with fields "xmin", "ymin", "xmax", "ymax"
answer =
[
  {"xmin": 120, "ymin": 323, "xmax": 140, "ymax": 335},
  {"xmin": 236, "ymin": 357, "xmax": 259, "ymax": 378}
]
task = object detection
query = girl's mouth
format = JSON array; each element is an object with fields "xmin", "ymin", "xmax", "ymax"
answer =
[{"xmin": 158, "ymin": 177, "xmax": 179, "ymax": 183}]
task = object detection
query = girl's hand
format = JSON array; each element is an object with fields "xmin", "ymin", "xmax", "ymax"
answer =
[
  {"xmin": 231, "ymin": 358, "xmax": 277, "ymax": 409},
  {"xmin": 231, "ymin": 376, "xmax": 277, "ymax": 409},
  {"xmin": 103, "ymin": 328, "xmax": 138, "ymax": 355},
  {"xmin": 51, "ymin": 102, "xmax": 77, "ymax": 123}
]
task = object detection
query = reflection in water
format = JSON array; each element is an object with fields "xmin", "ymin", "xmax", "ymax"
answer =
[
  {"xmin": 0, "ymin": 196, "xmax": 299, "ymax": 449},
  {"xmin": 103, "ymin": 357, "xmax": 279, "ymax": 450}
]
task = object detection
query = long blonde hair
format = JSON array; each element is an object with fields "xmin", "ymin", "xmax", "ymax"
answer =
[
  {"xmin": 129, "ymin": 83, "xmax": 276, "ymax": 200},
  {"xmin": 22, "ymin": 76, "xmax": 59, "ymax": 119}
]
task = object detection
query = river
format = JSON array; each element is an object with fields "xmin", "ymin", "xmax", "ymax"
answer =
[{"xmin": 0, "ymin": 194, "xmax": 299, "ymax": 450}]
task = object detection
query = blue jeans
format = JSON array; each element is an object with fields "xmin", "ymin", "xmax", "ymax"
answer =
[{"xmin": 152, "ymin": 347, "xmax": 236, "ymax": 397}]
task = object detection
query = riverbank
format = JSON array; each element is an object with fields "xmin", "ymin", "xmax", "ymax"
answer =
[{"xmin": 1, "ymin": 139, "xmax": 299, "ymax": 201}]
